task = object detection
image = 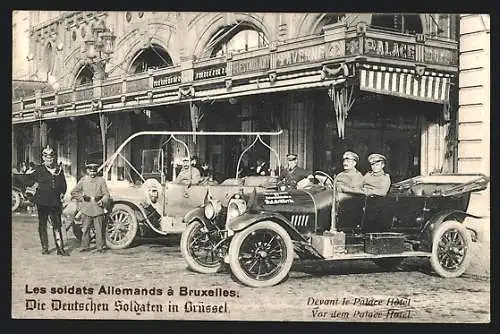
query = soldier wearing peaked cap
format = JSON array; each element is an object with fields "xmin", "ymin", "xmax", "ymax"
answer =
[
  {"xmin": 362, "ymin": 153, "xmax": 391, "ymax": 196},
  {"xmin": 334, "ymin": 151, "xmax": 364, "ymax": 193},
  {"xmin": 70, "ymin": 159, "xmax": 110, "ymax": 253},
  {"xmin": 278, "ymin": 153, "xmax": 311, "ymax": 189},
  {"xmin": 27, "ymin": 145, "xmax": 69, "ymax": 256}
]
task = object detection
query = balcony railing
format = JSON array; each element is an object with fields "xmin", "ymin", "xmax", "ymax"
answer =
[{"xmin": 12, "ymin": 25, "xmax": 458, "ymax": 121}]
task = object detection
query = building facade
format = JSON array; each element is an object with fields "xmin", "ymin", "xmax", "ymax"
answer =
[
  {"xmin": 457, "ymin": 14, "xmax": 490, "ymax": 233},
  {"xmin": 12, "ymin": 12, "xmax": 463, "ymax": 188}
]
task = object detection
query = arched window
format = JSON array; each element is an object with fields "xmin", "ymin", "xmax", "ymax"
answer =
[
  {"xmin": 129, "ymin": 44, "xmax": 173, "ymax": 74},
  {"xmin": 75, "ymin": 65, "xmax": 94, "ymax": 86},
  {"xmin": 371, "ymin": 14, "xmax": 423, "ymax": 34},
  {"xmin": 209, "ymin": 23, "xmax": 268, "ymax": 58},
  {"xmin": 315, "ymin": 13, "xmax": 346, "ymax": 34}
]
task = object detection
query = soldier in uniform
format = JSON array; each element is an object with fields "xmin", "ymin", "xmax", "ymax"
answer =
[
  {"xmin": 175, "ymin": 157, "xmax": 201, "ymax": 185},
  {"xmin": 28, "ymin": 146, "xmax": 69, "ymax": 256},
  {"xmin": 362, "ymin": 153, "xmax": 391, "ymax": 196},
  {"xmin": 334, "ymin": 151, "xmax": 364, "ymax": 193},
  {"xmin": 278, "ymin": 153, "xmax": 310, "ymax": 189},
  {"xmin": 70, "ymin": 160, "xmax": 110, "ymax": 253}
]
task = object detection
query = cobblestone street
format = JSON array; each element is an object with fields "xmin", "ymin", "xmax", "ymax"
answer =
[{"xmin": 11, "ymin": 213, "xmax": 490, "ymax": 322}]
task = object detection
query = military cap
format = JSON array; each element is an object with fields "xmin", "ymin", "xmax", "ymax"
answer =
[
  {"xmin": 342, "ymin": 151, "xmax": 359, "ymax": 162},
  {"xmin": 42, "ymin": 145, "xmax": 56, "ymax": 157},
  {"xmin": 85, "ymin": 160, "xmax": 100, "ymax": 169},
  {"xmin": 368, "ymin": 153, "xmax": 387, "ymax": 164},
  {"xmin": 286, "ymin": 153, "xmax": 298, "ymax": 161}
]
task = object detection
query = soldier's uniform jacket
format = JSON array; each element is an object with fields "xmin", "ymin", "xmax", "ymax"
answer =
[
  {"xmin": 362, "ymin": 171, "xmax": 391, "ymax": 196},
  {"xmin": 175, "ymin": 166, "xmax": 201, "ymax": 185},
  {"xmin": 29, "ymin": 164, "xmax": 67, "ymax": 207},
  {"xmin": 280, "ymin": 166, "xmax": 309, "ymax": 188},
  {"xmin": 335, "ymin": 168, "xmax": 364, "ymax": 192},
  {"xmin": 71, "ymin": 175, "xmax": 110, "ymax": 217}
]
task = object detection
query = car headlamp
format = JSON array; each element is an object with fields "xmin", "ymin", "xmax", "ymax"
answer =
[
  {"xmin": 226, "ymin": 199, "xmax": 247, "ymax": 221},
  {"xmin": 204, "ymin": 200, "xmax": 221, "ymax": 220}
]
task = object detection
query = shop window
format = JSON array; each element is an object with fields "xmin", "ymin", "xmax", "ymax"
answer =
[
  {"xmin": 75, "ymin": 64, "xmax": 94, "ymax": 86},
  {"xmin": 371, "ymin": 14, "xmax": 423, "ymax": 34},
  {"xmin": 209, "ymin": 24, "xmax": 268, "ymax": 57},
  {"xmin": 129, "ymin": 44, "xmax": 173, "ymax": 74}
]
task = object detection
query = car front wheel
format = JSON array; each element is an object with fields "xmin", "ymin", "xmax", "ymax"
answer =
[
  {"xmin": 106, "ymin": 204, "xmax": 138, "ymax": 249},
  {"xmin": 430, "ymin": 220, "xmax": 472, "ymax": 278},
  {"xmin": 181, "ymin": 220, "xmax": 225, "ymax": 274},
  {"xmin": 228, "ymin": 220, "xmax": 294, "ymax": 288}
]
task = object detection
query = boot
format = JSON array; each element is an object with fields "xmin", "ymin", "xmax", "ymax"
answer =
[
  {"xmin": 39, "ymin": 227, "xmax": 49, "ymax": 255},
  {"xmin": 53, "ymin": 226, "xmax": 70, "ymax": 256}
]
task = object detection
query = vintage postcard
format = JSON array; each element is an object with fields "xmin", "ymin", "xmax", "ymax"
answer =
[{"xmin": 11, "ymin": 11, "xmax": 490, "ymax": 322}]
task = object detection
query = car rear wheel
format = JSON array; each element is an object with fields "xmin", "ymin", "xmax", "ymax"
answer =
[
  {"xmin": 12, "ymin": 189, "xmax": 22, "ymax": 212},
  {"xmin": 181, "ymin": 220, "xmax": 224, "ymax": 274},
  {"xmin": 430, "ymin": 220, "xmax": 471, "ymax": 278},
  {"xmin": 106, "ymin": 204, "xmax": 138, "ymax": 249},
  {"xmin": 229, "ymin": 221, "xmax": 294, "ymax": 288}
]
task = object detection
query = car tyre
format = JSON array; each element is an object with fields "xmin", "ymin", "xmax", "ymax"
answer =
[
  {"xmin": 430, "ymin": 220, "xmax": 472, "ymax": 278},
  {"xmin": 106, "ymin": 204, "xmax": 138, "ymax": 249},
  {"xmin": 12, "ymin": 189, "xmax": 22, "ymax": 212},
  {"xmin": 181, "ymin": 220, "xmax": 224, "ymax": 274},
  {"xmin": 229, "ymin": 220, "xmax": 294, "ymax": 288}
]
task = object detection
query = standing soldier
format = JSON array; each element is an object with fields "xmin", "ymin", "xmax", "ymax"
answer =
[
  {"xmin": 70, "ymin": 160, "xmax": 110, "ymax": 253},
  {"xmin": 362, "ymin": 154, "xmax": 391, "ymax": 196},
  {"xmin": 278, "ymin": 153, "xmax": 310, "ymax": 189},
  {"xmin": 28, "ymin": 146, "xmax": 69, "ymax": 256},
  {"xmin": 334, "ymin": 151, "xmax": 364, "ymax": 193}
]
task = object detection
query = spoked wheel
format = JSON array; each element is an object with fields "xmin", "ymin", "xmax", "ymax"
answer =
[
  {"xmin": 229, "ymin": 221, "xmax": 294, "ymax": 287},
  {"xmin": 430, "ymin": 220, "xmax": 472, "ymax": 278},
  {"xmin": 106, "ymin": 204, "xmax": 138, "ymax": 249},
  {"xmin": 180, "ymin": 220, "xmax": 225, "ymax": 274},
  {"xmin": 12, "ymin": 189, "xmax": 22, "ymax": 212}
]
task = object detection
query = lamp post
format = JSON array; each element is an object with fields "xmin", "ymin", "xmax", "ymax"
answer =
[{"xmin": 81, "ymin": 20, "xmax": 116, "ymax": 81}]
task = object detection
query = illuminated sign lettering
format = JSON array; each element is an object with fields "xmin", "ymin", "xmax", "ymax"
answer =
[{"xmin": 194, "ymin": 64, "xmax": 227, "ymax": 80}]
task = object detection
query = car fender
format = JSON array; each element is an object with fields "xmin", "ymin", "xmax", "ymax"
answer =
[
  {"xmin": 183, "ymin": 207, "xmax": 212, "ymax": 226},
  {"xmin": 228, "ymin": 212, "xmax": 307, "ymax": 242},
  {"xmin": 419, "ymin": 209, "xmax": 483, "ymax": 251}
]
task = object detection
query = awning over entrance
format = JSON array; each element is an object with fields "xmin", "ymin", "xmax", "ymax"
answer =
[{"xmin": 359, "ymin": 64, "xmax": 453, "ymax": 104}]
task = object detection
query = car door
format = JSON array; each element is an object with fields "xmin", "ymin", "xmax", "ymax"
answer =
[{"xmin": 335, "ymin": 192, "xmax": 366, "ymax": 232}]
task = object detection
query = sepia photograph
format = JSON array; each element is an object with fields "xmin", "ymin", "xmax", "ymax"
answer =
[{"xmin": 11, "ymin": 11, "xmax": 490, "ymax": 322}]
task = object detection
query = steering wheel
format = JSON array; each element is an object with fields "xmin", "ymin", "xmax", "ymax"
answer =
[{"xmin": 312, "ymin": 171, "xmax": 335, "ymax": 189}]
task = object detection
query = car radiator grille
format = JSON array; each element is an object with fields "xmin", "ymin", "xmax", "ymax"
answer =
[{"xmin": 290, "ymin": 215, "xmax": 310, "ymax": 227}]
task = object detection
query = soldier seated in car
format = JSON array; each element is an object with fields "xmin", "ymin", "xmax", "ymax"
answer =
[
  {"xmin": 362, "ymin": 154, "xmax": 391, "ymax": 196},
  {"xmin": 278, "ymin": 153, "xmax": 311, "ymax": 189},
  {"xmin": 175, "ymin": 157, "xmax": 201, "ymax": 185},
  {"xmin": 334, "ymin": 151, "xmax": 364, "ymax": 194}
]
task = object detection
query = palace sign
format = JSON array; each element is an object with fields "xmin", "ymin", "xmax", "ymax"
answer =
[{"xmin": 364, "ymin": 37, "xmax": 416, "ymax": 61}]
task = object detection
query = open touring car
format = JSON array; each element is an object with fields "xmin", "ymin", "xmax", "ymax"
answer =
[
  {"xmin": 180, "ymin": 171, "xmax": 489, "ymax": 287},
  {"xmin": 63, "ymin": 130, "xmax": 284, "ymax": 249}
]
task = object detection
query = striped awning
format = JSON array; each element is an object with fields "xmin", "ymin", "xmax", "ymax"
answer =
[{"xmin": 359, "ymin": 64, "xmax": 453, "ymax": 103}]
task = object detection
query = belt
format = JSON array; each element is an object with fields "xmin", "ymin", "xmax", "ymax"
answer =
[{"xmin": 83, "ymin": 195, "xmax": 103, "ymax": 202}]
